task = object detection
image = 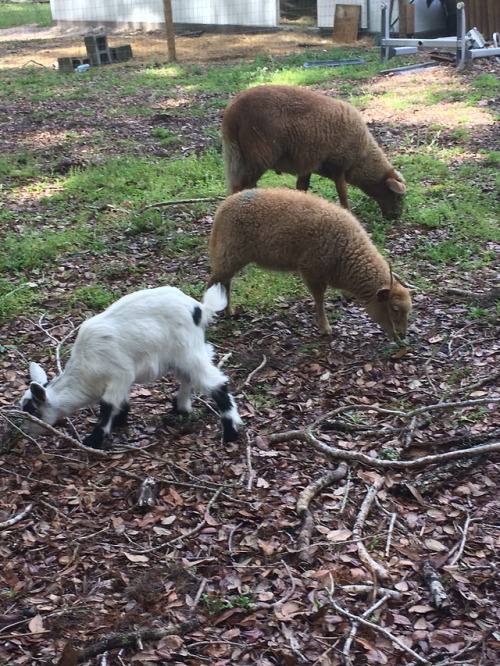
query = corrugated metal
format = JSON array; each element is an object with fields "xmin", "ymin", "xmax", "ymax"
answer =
[{"xmin": 464, "ymin": 0, "xmax": 500, "ymax": 38}]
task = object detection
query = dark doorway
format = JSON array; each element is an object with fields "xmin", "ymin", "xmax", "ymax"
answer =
[{"xmin": 280, "ymin": 0, "xmax": 317, "ymax": 26}]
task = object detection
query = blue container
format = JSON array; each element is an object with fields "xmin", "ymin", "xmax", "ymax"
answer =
[{"xmin": 75, "ymin": 64, "xmax": 91, "ymax": 73}]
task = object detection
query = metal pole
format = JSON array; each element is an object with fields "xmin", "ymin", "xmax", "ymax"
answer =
[
  {"xmin": 162, "ymin": 0, "xmax": 176, "ymax": 62},
  {"xmin": 381, "ymin": 3, "xmax": 390, "ymax": 62},
  {"xmin": 456, "ymin": 2, "xmax": 466, "ymax": 69}
]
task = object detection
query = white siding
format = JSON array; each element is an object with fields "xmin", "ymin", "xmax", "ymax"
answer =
[{"xmin": 50, "ymin": 0, "xmax": 280, "ymax": 29}]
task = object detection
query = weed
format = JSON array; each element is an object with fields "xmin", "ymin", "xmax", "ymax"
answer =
[{"xmin": 202, "ymin": 593, "xmax": 254, "ymax": 615}]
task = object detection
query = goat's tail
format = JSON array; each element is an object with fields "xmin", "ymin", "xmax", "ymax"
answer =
[
  {"xmin": 222, "ymin": 138, "xmax": 244, "ymax": 195},
  {"xmin": 200, "ymin": 283, "xmax": 228, "ymax": 327}
]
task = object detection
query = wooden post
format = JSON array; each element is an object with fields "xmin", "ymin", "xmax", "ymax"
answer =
[
  {"xmin": 162, "ymin": 0, "xmax": 176, "ymax": 62},
  {"xmin": 398, "ymin": 0, "xmax": 407, "ymax": 38}
]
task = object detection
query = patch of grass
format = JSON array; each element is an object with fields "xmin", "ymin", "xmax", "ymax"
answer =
[
  {"xmin": 150, "ymin": 127, "xmax": 182, "ymax": 146},
  {"xmin": 68, "ymin": 285, "xmax": 116, "ymax": 311},
  {"xmin": 230, "ymin": 266, "xmax": 308, "ymax": 313},
  {"xmin": 0, "ymin": 280, "xmax": 36, "ymax": 324},
  {"xmin": 0, "ymin": 2, "xmax": 52, "ymax": 29}
]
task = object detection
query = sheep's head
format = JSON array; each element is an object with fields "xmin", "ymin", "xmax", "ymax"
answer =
[
  {"xmin": 19, "ymin": 362, "xmax": 59, "ymax": 435},
  {"xmin": 364, "ymin": 280, "xmax": 412, "ymax": 340},
  {"xmin": 366, "ymin": 170, "xmax": 407, "ymax": 220}
]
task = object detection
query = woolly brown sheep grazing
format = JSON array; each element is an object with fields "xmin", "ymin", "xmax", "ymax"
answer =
[
  {"xmin": 222, "ymin": 84, "xmax": 407, "ymax": 220},
  {"xmin": 207, "ymin": 188, "xmax": 412, "ymax": 339}
]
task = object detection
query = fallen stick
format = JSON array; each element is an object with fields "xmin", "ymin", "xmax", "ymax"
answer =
[
  {"xmin": 139, "ymin": 196, "xmax": 224, "ymax": 212},
  {"xmin": 75, "ymin": 618, "xmax": 200, "ymax": 662},
  {"xmin": 269, "ymin": 430, "xmax": 500, "ymax": 470},
  {"xmin": 296, "ymin": 463, "xmax": 348, "ymax": 562},
  {"xmin": 0, "ymin": 503, "xmax": 33, "ymax": 529},
  {"xmin": 353, "ymin": 477, "xmax": 389, "ymax": 581},
  {"xmin": 136, "ymin": 476, "xmax": 157, "ymax": 512},
  {"xmin": 421, "ymin": 562, "xmax": 450, "ymax": 610}
]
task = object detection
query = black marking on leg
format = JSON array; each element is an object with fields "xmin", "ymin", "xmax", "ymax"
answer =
[
  {"xmin": 222, "ymin": 418, "xmax": 239, "ymax": 442},
  {"xmin": 192, "ymin": 305, "xmax": 202, "ymax": 326},
  {"xmin": 83, "ymin": 427, "xmax": 107, "ymax": 450},
  {"xmin": 112, "ymin": 402, "xmax": 130, "ymax": 429},
  {"xmin": 211, "ymin": 383, "xmax": 232, "ymax": 413}
]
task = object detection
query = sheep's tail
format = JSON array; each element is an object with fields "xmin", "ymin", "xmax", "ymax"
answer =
[
  {"xmin": 222, "ymin": 138, "xmax": 244, "ymax": 194},
  {"xmin": 200, "ymin": 283, "xmax": 228, "ymax": 327}
]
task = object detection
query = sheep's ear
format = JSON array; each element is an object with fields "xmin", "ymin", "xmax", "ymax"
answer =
[
  {"xmin": 386, "ymin": 176, "xmax": 406, "ymax": 195},
  {"xmin": 30, "ymin": 382, "xmax": 47, "ymax": 404},
  {"xmin": 376, "ymin": 288, "xmax": 391, "ymax": 302},
  {"xmin": 29, "ymin": 362, "xmax": 48, "ymax": 386}
]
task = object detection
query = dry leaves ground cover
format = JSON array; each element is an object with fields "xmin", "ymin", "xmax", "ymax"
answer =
[{"xmin": 0, "ymin": 27, "xmax": 499, "ymax": 666}]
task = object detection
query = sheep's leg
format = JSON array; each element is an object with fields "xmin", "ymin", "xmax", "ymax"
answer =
[
  {"xmin": 83, "ymin": 400, "xmax": 128, "ymax": 449},
  {"xmin": 296, "ymin": 174, "xmax": 311, "ymax": 191},
  {"xmin": 334, "ymin": 173, "xmax": 350, "ymax": 210},
  {"xmin": 210, "ymin": 383, "xmax": 241, "ymax": 443},
  {"xmin": 301, "ymin": 274, "xmax": 331, "ymax": 335}
]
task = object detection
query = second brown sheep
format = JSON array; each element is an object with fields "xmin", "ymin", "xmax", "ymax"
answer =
[{"xmin": 207, "ymin": 188, "xmax": 412, "ymax": 340}]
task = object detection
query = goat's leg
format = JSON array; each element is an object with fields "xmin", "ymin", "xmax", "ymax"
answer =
[
  {"xmin": 334, "ymin": 172, "xmax": 350, "ymax": 210},
  {"xmin": 301, "ymin": 273, "xmax": 331, "ymax": 335},
  {"xmin": 172, "ymin": 375, "xmax": 193, "ymax": 414},
  {"xmin": 210, "ymin": 382, "xmax": 242, "ymax": 443},
  {"xmin": 83, "ymin": 399, "xmax": 128, "ymax": 449},
  {"xmin": 296, "ymin": 174, "xmax": 311, "ymax": 191}
]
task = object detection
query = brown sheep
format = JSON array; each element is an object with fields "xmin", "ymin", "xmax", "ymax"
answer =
[
  {"xmin": 222, "ymin": 84, "xmax": 406, "ymax": 220},
  {"xmin": 207, "ymin": 188, "xmax": 412, "ymax": 339}
]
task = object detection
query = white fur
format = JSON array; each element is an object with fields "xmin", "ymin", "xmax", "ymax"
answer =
[{"xmin": 20, "ymin": 284, "xmax": 242, "ymax": 442}]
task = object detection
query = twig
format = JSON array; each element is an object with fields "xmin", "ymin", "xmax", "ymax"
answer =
[
  {"xmin": 342, "ymin": 594, "xmax": 391, "ymax": 665},
  {"xmin": 339, "ymin": 585, "xmax": 401, "ymax": 600},
  {"xmin": 166, "ymin": 487, "xmax": 223, "ymax": 548},
  {"xmin": 269, "ymin": 429, "xmax": 500, "ymax": 470},
  {"xmin": 246, "ymin": 433, "xmax": 255, "ymax": 491},
  {"xmin": 242, "ymin": 354, "xmax": 267, "ymax": 386},
  {"xmin": 296, "ymin": 464, "xmax": 348, "ymax": 562},
  {"xmin": 339, "ymin": 470, "xmax": 351, "ymax": 514},
  {"xmin": 447, "ymin": 513, "xmax": 472, "ymax": 568},
  {"xmin": 139, "ymin": 196, "xmax": 224, "ymax": 212},
  {"xmin": 190, "ymin": 578, "xmax": 208, "ymax": 612},
  {"xmin": 385, "ymin": 512, "xmax": 397, "ymax": 558},
  {"xmin": 136, "ymin": 477, "xmax": 157, "ymax": 511},
  {"xmin": 421, "ymin": 561, "xmax": 450, "ymax": 610},
  {"xmin": 328, "ymin": 599, "xmax": 429, "ymax": 664},
  {"xmin": 0, "ymin": 503, "xmax": 33, "ymax": 529},
  {"xmin": 76, "ymin": 619, "xmax": 200, "ymax": 662},
  {"xmin": 353, "ymin": 476, "xmax": 389, "ymax": 580},
  {"xmin": 0, "ymin": 409, "xmax": 109, "ymax": 458}
]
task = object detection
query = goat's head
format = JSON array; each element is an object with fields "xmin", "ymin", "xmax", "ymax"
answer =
[
  {"xmin": 364, "ymin": 275, "xmax": 412, "ymax": 340},
  {"xmin": 19, "ymin": 362, "xmax": 60, "ymax": 435}
]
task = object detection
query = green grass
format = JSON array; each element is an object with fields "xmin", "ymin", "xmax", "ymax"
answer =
[
  {"xmin": 0, "ymin": 1, "xmax": 52, "ymax": 29},
  {"xmin": 0, "ymin": 45, "xmax": 498, "ymax": 325}
]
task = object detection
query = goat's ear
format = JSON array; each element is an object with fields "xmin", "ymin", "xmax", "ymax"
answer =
[
  {"xmin": 29, "ymin": 362, "xmax": 48, "ymax": 386},
  {"xmin": 30, "ymin": 382, "xmax": 47, "ymax": 404},
  {"xmin": 376, "ymin": 288, "xmax": 391, "ymax": 303},
  {"xmin": 386, "ymin": 176, "xmax": 406, "ymax": 195}
]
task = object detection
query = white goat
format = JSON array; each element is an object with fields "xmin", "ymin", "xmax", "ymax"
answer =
[{"xmin": 20, "ymin": 284, "xmax": 242, "ymax": 449}]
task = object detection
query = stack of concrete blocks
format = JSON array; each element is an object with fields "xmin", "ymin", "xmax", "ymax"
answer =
[{"xmin": 57, "ymin": 35, "xmax": 133, "ymax": 72}]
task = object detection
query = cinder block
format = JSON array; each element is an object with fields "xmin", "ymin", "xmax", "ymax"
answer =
[
  {"xmin": 57, "ymin": 56, "xmax": 91, "ymax": 73},
  {"xmin": 110, "ymin": 44, "xmax": 133, "ymax": 62}
]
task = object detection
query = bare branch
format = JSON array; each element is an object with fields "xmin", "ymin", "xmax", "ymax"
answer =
[
  {"xmin": 138, "ymin": 196, "xmax": 224, "ymax": 213},
  {"xmin": 0, "ymin": 503, "xmax": 33, "ymax": 529},
  {"xmin": 353, "ymin": 476, "xmax": 389, "ymax": 580}
]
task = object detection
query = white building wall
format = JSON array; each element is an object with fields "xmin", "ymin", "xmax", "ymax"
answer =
[
  {"xmin": 317, "ymin": 0, "xmax": 445, "ymax": 33},
  {"xmin": 50, "ymin": 0, "xmax": 280, "ymax": 28}
]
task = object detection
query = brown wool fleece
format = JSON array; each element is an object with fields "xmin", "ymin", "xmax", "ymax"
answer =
[
  {"xmin": 208, "ymin": 188, "xmax": 412, "ymax": 338},
  {"xmin": 222, "ymin": 85, "xmax": 406, "ymax": 219}
]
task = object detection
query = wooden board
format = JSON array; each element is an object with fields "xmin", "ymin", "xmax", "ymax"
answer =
[{"xmin": 332, "ymin": 4, "xmax": 361, "ymax": 44}]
